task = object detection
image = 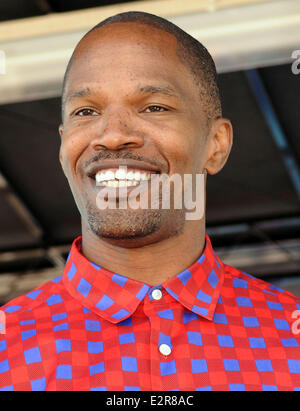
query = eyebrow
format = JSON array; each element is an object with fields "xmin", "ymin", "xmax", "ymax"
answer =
[
  {"xmin": 65, "ymin": 87, "xmax": 91, "ymax": 104},
  {"xmin": 65, "ymin": 84, "xmax": 179, "ymax": 105},
  {"xmin": 138, "ymin": 84, "xmax": 179, "ymax": 97}
]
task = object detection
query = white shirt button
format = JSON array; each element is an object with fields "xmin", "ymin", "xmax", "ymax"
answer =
[
  {"xmin": 159, "ymin": 344, "xmax": 172, "ymax": 356},
  {"xmin": 151, "ymin": 289, "xmax": 163, "ymax": 301}
]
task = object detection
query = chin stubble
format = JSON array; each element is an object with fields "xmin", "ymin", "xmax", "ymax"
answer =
[{"xmin": 85, "ymin": 201, "xmax": 185, "ymax": 240}]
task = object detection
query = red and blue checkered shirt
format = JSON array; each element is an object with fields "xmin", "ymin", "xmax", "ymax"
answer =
[{"xmin": 0, "ymin": 234, "xmax": 300, "ymax": 391}]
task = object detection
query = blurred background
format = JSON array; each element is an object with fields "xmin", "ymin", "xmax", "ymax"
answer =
[{"xmin": 0, "ymin": 0, "xmax": 299, "ymax": 305}]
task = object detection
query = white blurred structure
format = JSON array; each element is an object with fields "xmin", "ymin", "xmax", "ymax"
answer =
[{"xmin": 0, "ymin": 0, "xmax": 299, "ymax": 104}]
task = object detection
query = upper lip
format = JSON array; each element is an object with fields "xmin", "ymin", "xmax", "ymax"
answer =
[{"xmin": 86, "ymin": 160, "xmax": 162, "ymax": 179}]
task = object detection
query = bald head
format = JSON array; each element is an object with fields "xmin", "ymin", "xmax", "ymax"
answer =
[{"xmin": 61, "ymin": 11, "xmax": 222, "ymax": 124}]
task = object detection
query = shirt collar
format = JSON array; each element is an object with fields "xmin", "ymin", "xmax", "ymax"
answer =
[{"xmin": 62, "ymin": 234, "xmax": 224, "ymax": 324}]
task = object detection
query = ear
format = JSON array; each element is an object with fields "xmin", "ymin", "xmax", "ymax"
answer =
[
  {"xmin": 59, "ymin": 124, "xmax": 64, "ymax": 138},
  {"xmin": 204, "ymin": 118, "xmax": 233, "ymax": 175}
]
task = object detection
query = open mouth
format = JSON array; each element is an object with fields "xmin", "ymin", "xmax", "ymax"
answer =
[{"xmin": 90, "ymin": 167, "xmax": 160, "ymax": 188}]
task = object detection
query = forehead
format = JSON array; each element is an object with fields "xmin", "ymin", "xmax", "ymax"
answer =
[
  {"xmin": 76, "ymin": 21, "xmax": 179, "ymax": 59},
  {"xmin": 66, "ymin": 22, "xmax": 194, "ymax": 95}
]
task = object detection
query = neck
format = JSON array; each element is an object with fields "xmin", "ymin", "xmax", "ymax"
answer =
[{"xmin": 81, "ymin": 219, "xmax": 206, "ymax": 285}]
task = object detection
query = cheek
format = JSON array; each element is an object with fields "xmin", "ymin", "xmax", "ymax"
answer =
[
  {"xmin": 60, "ymin": 134, "xmax": 88, "ymax": 212},
  {"xmin": 158, "ymin": 123, "xmax": 202, "ymax": 174},
  {"xmin": 60, "ymin": 131, "xmax": 88, "ymax": 178}
]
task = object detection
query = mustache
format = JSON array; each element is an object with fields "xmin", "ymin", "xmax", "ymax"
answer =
[{"xmin": 83, "ymin": 150, "xmax": 164, "ymax": 170}]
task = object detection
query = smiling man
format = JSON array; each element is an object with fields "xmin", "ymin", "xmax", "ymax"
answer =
[{"xmin": 1, "ymin": 11, "xmax": 300, "ymax": 392}]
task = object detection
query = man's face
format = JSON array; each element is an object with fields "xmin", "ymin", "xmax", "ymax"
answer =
[{"xmin": 59, "ymin": 22, "xmax": 214, "ymax": 246}]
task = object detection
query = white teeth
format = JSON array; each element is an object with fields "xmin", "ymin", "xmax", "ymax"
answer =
[
  {"xmin": 101, "ymin": 180, "xmax": 139, "ymax": 187},
  {"xmin": 106, "ymin": 170, "xmax": 115, "ymax": 180},
  {"xmin": 95, "ymin": 168, "xmax": 152, "ymax": 184},
  {"xmin": 134, "ymin": 171, "xmax": 141, "ymax": 180},
  {"xmin": 126, "ymin": 171, "xmax": 135, "ymax": 180},
  {"xmin": 115, "ymin": 168, "xmax": 127, "ymax": 180},
  {"xmin": 100, "ymin": 172, "xmax": 109, "ymax": 181},
  {"xmin": 140, "ymin": 173, "xmax": 148, "ymax": 180},
  {"xmin": 96, "ymin": 170, "xmax": 115, "ymax": 183}
]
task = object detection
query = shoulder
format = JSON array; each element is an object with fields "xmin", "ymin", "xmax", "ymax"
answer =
[
  {"xmin": 0, "ymin": 275, "xmax": 65, "ymax": 319},
  {"xmin": 223, "ymin": 263, "xmax": 300, "ymax": 309}
]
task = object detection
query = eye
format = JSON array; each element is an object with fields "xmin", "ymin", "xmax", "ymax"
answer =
[
  {"xmin": 144, "ymin": 105, "xmax": 168, "ymax": 113},
  {"xmin": 75, "ymin": 108, "xmax": 99, "ymax": 116}
]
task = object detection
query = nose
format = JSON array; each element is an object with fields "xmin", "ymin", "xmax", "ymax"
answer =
[{"xmin": 90, "ymin": 107, "xmax": 144, "ymax": 151}]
